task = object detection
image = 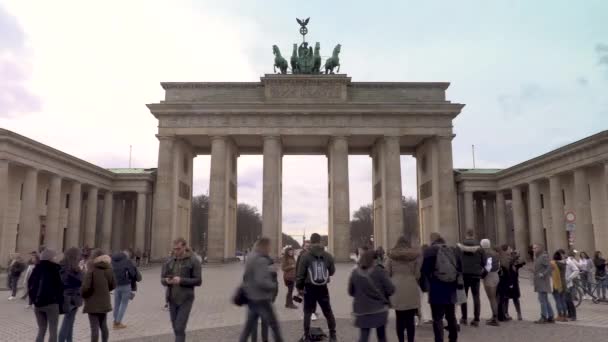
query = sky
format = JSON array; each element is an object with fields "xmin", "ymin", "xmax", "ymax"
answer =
[{"xmin": 1, "ymin": 0, "xmax": 607, "ymax": 237}]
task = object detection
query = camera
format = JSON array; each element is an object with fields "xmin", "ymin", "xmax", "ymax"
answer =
[{"xmin": 293, "ymin": 295, "xmax": 303, "ymax": 303}]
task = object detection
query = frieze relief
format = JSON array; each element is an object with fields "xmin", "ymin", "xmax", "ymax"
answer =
[{"xmin": 266, "ymin": 79, "xmax": 343, "ymax": 100}]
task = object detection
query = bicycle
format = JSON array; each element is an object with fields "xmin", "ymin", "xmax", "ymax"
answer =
[{"xmin": 573, "ymin": 276, "xmax": 607, "ymax": 307}]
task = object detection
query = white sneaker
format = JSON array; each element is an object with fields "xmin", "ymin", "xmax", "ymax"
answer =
[
  {"xmin": 311, "ymin": 313, "xmax": 318, "ymax": 321},
  {"xmin": 8, "ymin": 296, "xmax": 15, "ymax": 301}
]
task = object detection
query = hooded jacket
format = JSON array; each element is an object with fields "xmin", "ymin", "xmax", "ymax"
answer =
[
  {"xmin": 112, "ymin": 252, "xmax": 141, "ymax": 287},
  {"xmin": 27, "ymin": 260, "xmax": 63, "ymax": 308},
  {"xmin": 348, "ymin": 265, "xmax": 395, "ymax": 319},
  {"xmin": 161, "ymin": 249, "xmax": 202, "ymax": 305},
  {"xmin": 82, "ymin": 255, "xmax": 116, "ymax": 314},
  {"xmin": 421, "ymin": 239, "xmax": 462, "ymax": 305},
  {"xmin": 242, "ymin": 251, "xmax": 277, "ymax": 301},
  {"xmin": 457, "ymin": 239, "xmax": 485, "ymax": 278},
  {"xmin": 295, "ymin": 244, "xmax": 336, "ymax": 290},
  {"xmin": 386, "ymin": 246, "xmax": 421, "ymax": 310}
]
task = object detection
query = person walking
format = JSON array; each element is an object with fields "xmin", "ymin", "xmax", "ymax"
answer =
[
  {"xmin": 505, "ymin": 249, "xmax": 525, "ymax": 320},
  {"xmin": 386, "ymin": 236, "xmax": 420, "ymax": 342},
  {"xmin": 82, "ymin": 249, "xmax": 116, "ymax": 342},
  {"xmin": 58, "ymin": 247, "xmax": 84, "ymax": 342},
  {"xmin": 348, "ymin": 248, "xmax": 395, "ymax": 342},
  {"xmin": 282, "ymin": 247, "xmax": 298, "ymax": 309},
  {"xmin": 28, "ymin": 249, "xmax": 63, "ymax": 342},
  {"xmin": 238, "ymin": 237, "xmax": 284, "ymax": 342},
  {"xmin": 480, "ymin": 239, "xmax": 500, "ymax": 326},
  {"xmin": 161, "ymin": 238, "xmax": 202, "ymax": 342},
  {"xmin": 532, "ymin": 244, "xmax": 555, "ymax": 324},
  {"xmin": 421, "ymin": 232, "xmax": 462, "ymax": 342},
  {"xmin": 111, "ymin": 249, "xmax": 142, "ymax": 329},
  {"xmin": 550, "ymin": 251, "xmax": 567, "ymax": 322},
  {"xmin": 593, "ymin": 251, "xmax": 607, "ymax": 300},
  {"xmin": 22, "ymin": 251, "xmax": 40, "ymax": 308},
  {"xmin": 456, "ymin": 230, "xmax": 484, "ymax": 327},
  {"xmin": 7, "ymin": 254, "xmax": 26, "ymax": 300},
  {"xmin": 564, "ymin": 251, "xmax": 580, "ymax": 321},
  {"xmin": 296, "ymin": 233, "xmax": 337, "ymax": 342}
]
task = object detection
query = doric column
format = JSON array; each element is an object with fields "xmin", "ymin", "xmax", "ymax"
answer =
[
  {"xmin": 151, "ymin": 136, "xmax": 176, "ymax": 259},
  {"xmin": 511, "ymin": 186, "xmax": 529, "ymax": 253},
  {"xmin": 463, "ymin": 191, "xmax": 475, "ymax": 235},
  {"xmin": 84, "ymin": 186, "xmax": 98, "ymax": 248},
  {"xmin": 528, "ymin": 181, "xmax": 544, "ymax": 247},
  {"xmin": 574, "ymin": 168, "xmax": 594, "ymax": 253},
  {"xmin": 485, "ymin": 196, "xmax": 497, "ymax": 243},
  {"xmin": 135, "ymin": 192, "xmax": 147, "ymax": 254},
  {"xmin": 208, "ymin": 136, "xmax": 229, "ymax": 262},
  {"xmin": 496, "ymin": 191, "xmax": 507, "ymax": 245},
  {"xmin": 262, "ymin": 136, "xmax": 283, "ymax": 258},
  {"xmin": 328, "ymin": 136, "xmax": 350, "ymax": 262},
  {"xmin": 384, "ymin": 136, "xmax": 404, "ymax": 248},
  {"xmin": 111, "ymin": 195, "xmax": 124, "ymax": 252},
  {"xmin": 475, "ymin": 196, "xmax": 485, "ymax": 239},
  {"xmin": 45, "ymin": 175, "xmax": 63, "ymax": 251},
  {"xmin": 101, "ymin": 191, "xmax": 113, "ymax": 252},
  {"xmin": 18, "ymin": 168, "xmax": 40, "ymax": 252},
  {"xmin": 549, "ymin": 176, "xmax": 567, "ymax": 251},
  {"xmin": 434, "ymin": 136, "xmax": 458, "ymax": 244},
  {"xmin": 66, "ymin": 181, "xmax": 82, "ymax": 248},
  {"xmin": 0, "ymin": 160, "xmax": 11, "ymax": 266}
]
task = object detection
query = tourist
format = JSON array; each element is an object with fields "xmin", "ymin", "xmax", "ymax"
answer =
[
  {"xmin": 161, "ymin": 238, "xmax": 202, "ymax": 342},
  {"xmin": 296, "ymin": 233, "xmax": 337, "ymax": 342},
  {"xmin": 28, "ymin": 249, "xmax": 63, "ymax": 342},
  {"xmin": 532, "ymin": 244, "xmax": 555, "ymax": 324},
  {"xmin": 421, "ymin": 232, "xmax": 462, "ymax": 342},
  {"xmin": 564, "ymin": 250, "xmax": 579, "ymax": 321},
  {"xmin": 375, "ymin": 246, "xmax": 386, "ymax": 268},
  {"xmin": 281, "ymin": 247, "xmax": 298, "ymax": 309},
  {"xmin": 505, "ymin": 249, "xmax": 525, "ymax": 320},
  {"xmin": 418, "ymin": 244, "xmax": 432, "ymax": 325},
  {"xmin": 7, "ymin": 253, "xmax": 26, "ymax": 300},
  {"xmin": 134, "ymin": 249, "xmax": 142, "ymax": 267},
  {"xmin": 295, "ymin": 240, "xmax": 318, "ymax": 321},
  {"xmin": 575, "ymin": 251, "xmax": 593, "ymax": 298},
  {"xmin": 82, "ymin": 249, "xmax": 116, "ymax": 342},
  {"xmin": 21, "ymin": 251, "xmax": 40, "ymax": 308},
  {"xmin": 480, "ymin": 239, "xmax": 500, "ymax": 326},
  {"xmin": 386, "ymin": 236, "xmax": 420, "ymax": 342},
  {"xmin": 593, "ymin": 251, "xmax": 607, "ymax": 300},
  {"xmin": 111, "ymin": 249, "xmax": 142, "ymax": 329},
  {"xmin": 456, "ymin": 230, "xmax": 485, "ymax": 327},
  {"xmin": 348, "ymin": 248, "xmax": 395, "ymax": 342},
  {"xmin": 58, "ymin": 247, "xmax": 84, "ymax": 342},
  {"xmin": 238, "ymin": 237, "xmax": 283, "ymax": 342},
  {"xmin": 496, "ymin": 245, "xmax": 512, "ymax": 321},
  {"xmin": 550, "ymin": 251, "xmax": 567, "ymax": 322}
]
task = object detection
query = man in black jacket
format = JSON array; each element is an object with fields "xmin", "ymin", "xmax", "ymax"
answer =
[
  {"xmin": 111, "ymin": 249, "xmax": 142, "ymax": 329},
  {"xmin": 296, "ymin": 233, "xmax": 337, "ymax": 342},
  {"xmin": 456, "ymin": 229, "xmax": 485, "ymax": 327}
]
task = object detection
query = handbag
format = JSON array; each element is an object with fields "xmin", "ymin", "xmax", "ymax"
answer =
[{"xmin": 232, "ymin": 285, "xmax": 248, "ymax": 306}]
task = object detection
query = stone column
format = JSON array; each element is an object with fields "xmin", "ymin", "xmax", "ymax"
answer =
[
  {"xmin": 463, "ymin": 191, "xmax": 475, "ymax": 235},
  {"xmin": 18, "ymin": 168, "xmax": 40, "ymax": 252},
  {"xmin": 263, "ymin": 136, "xmax": 283, "ymax": 258},
  {"xmin": 208, "ymin": 136, "xmax": 229, "ymax": 262},
  {"xmin": 328, "ymin": 136, "xmax": 350, "ymax": 262},
  {"xmin": 496, "ymin": 191, "xmax": 508, "ymax": 245},
  {"xmin": 435, "ymin": 136, "xmax": 458, "ymax": 244},
  {"xmin": 549, "ymin": 176, "xmax": 567, "ymax": 251},
  {"xmin": 135, "ymin": 192, "xmax": 147, "ymax": 254},
  {"xmin": 66, "ymin": 181, "xmax": 82, "ymax": 248},
  {"xmin": 111, "ymin": 196, "xmax": 124, "ymax": 252},
  {"xmin": 152, "ymin": 136, "xmax": 176, "ymax": 260},
  {"xmin": 45, "ymin": 175, "xmax": 62, "ymax": 251},
  {"xmin": 384, "ymin": 136, "xmax": 404, "ymax": 248},
  {"xmin": 0, "ymin": 160, "xmax": 11, "ymax": 266},
  {"xmin": 84, "ymin": 187, "xmax": 98, "ymax": 248},
  {"xmin": 485, "ymin": 197, "xmax": 497, "ymax": 243},
  {"xmin": 512, "ymin": 186, "xmax": 529, "ymax": 253},
  {"xmin": 101, "ymin": 191, "xmax": 113, "ymax": 252},
  {"xmin": 475, "ymin": 196, "xmax": 485, "ymax": 239},
  {"xmin": 528, "ymin": 181, "xmax": 544, "ymax": 247},
  {"xmin": 574, "ymin": 168, "xmax": 594, "ymax": 253}
]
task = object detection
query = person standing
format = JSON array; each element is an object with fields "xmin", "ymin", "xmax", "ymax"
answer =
[
  {"xmin": 7, "ymin": 254, "xmax": 26, "ymax": 300},
  {"xmin": 296, "ymin": 233, "xmax": 337, "ymax": 342},
  {"xmin": 349, "ymin": 249, "xmax": 395, "ymax": 342},
  {"xmin": 386, "ymin": 237, "xmax": 420, "ymax": 342},
  {"xmin": 111, "ymin": 249, "xmax": 142, "ymax": 329},
  {"xmin": 238, "ymin": 237, "xmax": 283, "ymax": 342},
  {"xmin": 564, "ymin": 251, "xmax": 580, "ymax": 321},
  {"xmin": 22, "ymin": 251, "xmax": 40, "ymax": 308},
  {"xmin": 593, "ymin": 251, "xmax": 607, "ymax": 300},
  {"xmin": 532, "ymin": 244, "xmax": 555, "ymax": 324},
  {"xmin": 550, "ymin": 251, "xmax": 567, "ymax": 322},
  {"xmin": 281, "ymin": 247, "xmax": 298, "ymax": 309},
  {"xmin": 421, "ymin": 232, "xmax": 462, "ymax": 342},
  {"xmin": 161, "ymin": 238, "xmax": 202, "ymax": 342},
  {"xmin": 28, "ymin": 249, "xmax": 63, "ymax": 342},
  {"xmin": 496, "ymin": 245, "xmax": 512, "ymax": 322},
  {"xmin": 575, "ymin": 251, "xmax": 592, "ymax": 298},
  {"xmin": 58, "ymin": 248, "xmax": 84, "ymax": 342},
  {"xmin": 456, "ymin": 230, "xmax": 485, "ymax": 327},
  {"xmin": 480, "ymin": 239, "xmax": 500, "ymax": 326},
  {"xmin": 506, "ymin": 249, "xmax": 525, "ymax": 320},
  {"xmin": 82, "ymin": 249, "xmax": 116, "ymax": 342}
]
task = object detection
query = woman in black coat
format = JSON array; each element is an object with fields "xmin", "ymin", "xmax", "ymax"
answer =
[
  {"xmin": 58, "ymin": 247, "xmax": 84, "ymax": 342},
  {"xmin": 28, "ymin": 249, "xmax": 64, "ymax": 342}
]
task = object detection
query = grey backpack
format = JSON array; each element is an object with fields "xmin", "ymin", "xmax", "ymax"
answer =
[{"xmin": 434, "ymin": 245, "xmax": 458, "ymax": 283}]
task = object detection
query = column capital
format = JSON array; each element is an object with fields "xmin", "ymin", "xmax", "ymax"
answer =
[
  {"xmin": 210, "ymin": 135, "xmax": 227, "ymax": 142},
  {"xmin": 262, "ymin": 135, "xmax": 281, "ymax": 141}
]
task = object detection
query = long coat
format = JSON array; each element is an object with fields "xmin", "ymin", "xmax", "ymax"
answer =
[
  {"xmin": 386, "ymin": 247, "xmax": 421, "ymax": 311},
  {"xmin": 82, "ymin": 255, "xmax": 116, "ymax": 314},
  {"xmin": 533, "ymin": 252, "xmax": 552, "ymax": 293}
]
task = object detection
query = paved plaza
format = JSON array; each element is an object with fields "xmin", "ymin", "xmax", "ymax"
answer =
[{"xmin": 2, "ymin": 263, "xmax": 608, "ymax": 341}]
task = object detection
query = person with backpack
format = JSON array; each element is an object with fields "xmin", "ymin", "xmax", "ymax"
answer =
[
  {"xmin": 348, "ymin": 248, "xmax": 395, "ymax": 342},
  {"xmin": 111, "ymin": 249, "xmax": 142, "ymax": 329},
  {"xmin": 296, "ymin": 233, "xmax": 337, "ymax": 342},
  {"xmin": 456, "ymin": 230, "xmax": 485, "ymax": 327},
  {"xmin": 480, "ymin": 239, "xmax": 500, "ymax": 326},
  {"xmin": 28, "ymin": 249, "xmax": 64, "ymax": 342},
  {"xmin": 421, "ymin": 232, "xmax": 462, "ymax": 342}
]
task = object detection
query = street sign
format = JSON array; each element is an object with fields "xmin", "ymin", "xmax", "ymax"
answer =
[
  {"xmin": 565, "ymin": 211, "xmax": 576, "ymax": 223},
  {"xmin": 566, "ymin": 223, "xmax": 576, "ymax": 232}
]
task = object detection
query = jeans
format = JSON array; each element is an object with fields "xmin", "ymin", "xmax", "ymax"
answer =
[
  {"xmin": 359, "ymin": 325, "xmax": 386, "ymax": 342},
  {"xmin": 565, "ymin": 287, "xmax": 576, "ymax": 319},
  {"xmin": 88, "ymin": 313, "xmax": 109, "ymax": 342},
  {"xmin": 169, "ymin": 299, "xmax": 194, "ymax": 342},
  {"xmin": 552, "ymin": 290, "xmax": 566, "ymax": 316},
  {"xmin": 35, "ymin": 304, "xmax": 59, "ymax": 342},
  {"xmin": 303, "ymin": 285, "xmax": 336, "ymax": 337},
  {"xmin": 395, "ymin": 309, "xmax": 416, "ymax": 342},
  {"xmin": 239, "ymin": 300, "xmax": 283, "ymax": 342},
  {"xmin": 59, "ymin": 307, "xmax": 78, "ymax": 342},
  {"xmin": 113, "ymin": 285, "xmax": 131, "ymax": 324},
  {"xmin": 285, "ymin": 280, "xmax": 295, "ymax": 306},
  {"xmin": 8, "ymin": 275, "xmax": 19, "ymax": 297},
  {"xmin": 460, "ymin": 275, "xmax": 480, "ymax": 322},
  {"xmin": 596, "ymin": 277, "xmax": 608, "ymax": 299},
  {"xmin": 537, "ymin": 292, "xmax": 554, "ymax": 320},
  {"xmin": 430, "ymin": 304, "xmax": 457, "ymax": 342}
]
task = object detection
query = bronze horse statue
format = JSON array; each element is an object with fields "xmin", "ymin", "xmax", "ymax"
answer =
[
  {"xmin": 272, "ymin": 45, "xmax": 288, "ymax": 74},
  {"xmin": 324, "ymin": 44, "xmax": 341, "ymax": 74}
]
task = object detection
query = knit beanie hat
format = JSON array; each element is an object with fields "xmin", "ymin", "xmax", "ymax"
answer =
[
  {"xmin": 480, "ymin": 239, "xmax": 491, "ymax": 249},
  {"xmin": 40, "ymin": 249, "xmax": 56, "ymax": 261}
]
